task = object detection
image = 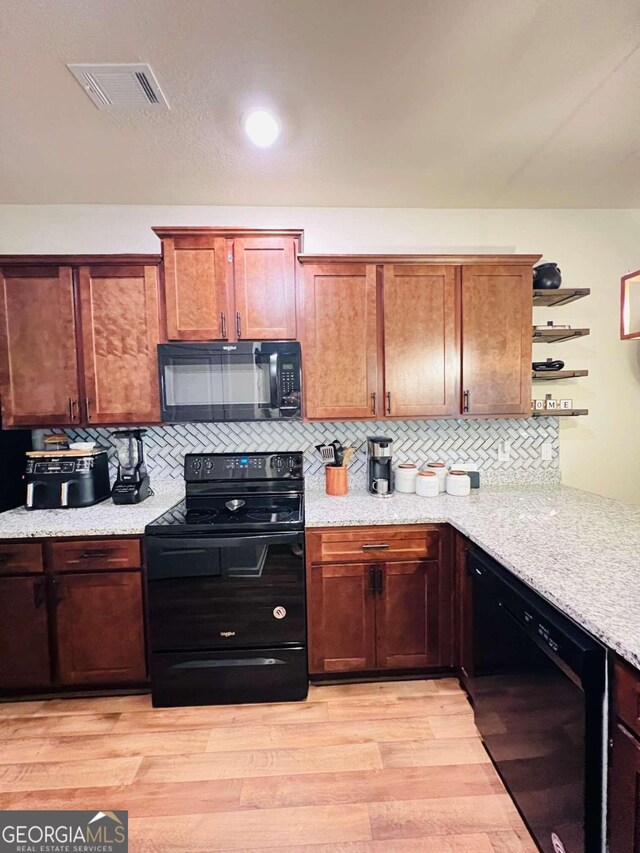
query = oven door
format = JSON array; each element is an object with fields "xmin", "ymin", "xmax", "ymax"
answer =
[
  {"xmin": 158, "ymin": 341, "xmax": 301, "ymax": 422},
  {"xmin": 146, "ymin": 531, "xmax": 305, "ymax": 652}
]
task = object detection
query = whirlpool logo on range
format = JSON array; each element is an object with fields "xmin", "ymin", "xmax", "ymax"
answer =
[{"xmin": 0, "ymin": 810, "xmax": 128, "ymax": 853}]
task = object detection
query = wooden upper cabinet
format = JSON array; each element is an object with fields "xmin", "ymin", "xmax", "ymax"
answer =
[
  {"xmin": 161, "ymin": 234, "xmax": 231, "ymax": 340},
  {"xmin": 0, "ymin": 265, "xmax": 80, "ymax": 426},
  {"xmin": 461, "ymin": 264, "xmax": 533, "ymax": 416},
  {"xmin": 78, "ymin": 264, "xmax": 161, "ymax": 424},
  {"xmin": 302, "ymin": 263, "xmax": 379, "ymax": 419},
  {"xmin": 233, "ymin": 237, "xmax": 297, "ymax": 339},
  {"xmin": 383, "ymin": 264, "xmax": 458, "ymax": 417}
]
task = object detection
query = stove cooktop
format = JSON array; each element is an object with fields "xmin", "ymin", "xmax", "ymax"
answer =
[{"xmin": 145, "ymin": 495, "xmax": 304, "ymax": 535}]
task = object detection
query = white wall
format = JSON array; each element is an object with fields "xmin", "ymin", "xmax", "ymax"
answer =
[{"xmin": 1, "ymin": 205, "xmax": 639, "ymax": 504}]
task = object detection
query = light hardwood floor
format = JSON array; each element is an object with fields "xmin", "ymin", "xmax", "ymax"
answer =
[{"xmin": 0, "ymin": 679, "xmax": 537, "ymax": 852}]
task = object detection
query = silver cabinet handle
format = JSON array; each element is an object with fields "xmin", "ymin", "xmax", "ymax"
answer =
[
  {"xmin": 85, "ymin": 397, "xmax": 91, "ymax": 421},
  {"xmin": 371, "ymin": 393, "xmax": 377, "ymax": 415},
  {"xmin": 361, "ymin": 543, "xmax": 389, "ymax": 550},
  {"xmin": 236, "ymin": 312, "xmax": 242, "ymax": 338},
  {"xmin": 68, "ymin": 398, "xmax": 74, "ymax": 422},
  {"xmin": 386, "ymin": 392, "xmax": 392, "ymax": 415},
  {"xmin": 220, "ymin": 312, "xmax": 227, "ymax": 338},
  {"xmin": 463, "ymin": 390, "xmax": 470, "ymax": 413}
]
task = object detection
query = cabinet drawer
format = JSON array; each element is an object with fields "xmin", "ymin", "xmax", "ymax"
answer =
[
  {"xmin": 0, "ymin": 542, "xmax": 43, "ymax": 574},
  {"xmin": 48, "ymin": 539, "xmax": 141, "ymax": 572},
  {"xmin": 614, "ymin": 658, "xmax": 640, "ymax": 738},
  {"xmin": 307, "ymin": 526, "xmax": 440, "ymax": 564}
]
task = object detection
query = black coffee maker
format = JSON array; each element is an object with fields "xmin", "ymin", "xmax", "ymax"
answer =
[
  {"xmin": 367, "ymin": 436, "xmax": 394, "ymax": 498},
  {"xmin": 111, "ymin": 429, "xmax": 151, "ymax": 504}
]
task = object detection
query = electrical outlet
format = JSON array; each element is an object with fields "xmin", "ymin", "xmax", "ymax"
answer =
[
  {"xmin": 541, "ymin": 442, "xmax": 553, "ymax": 461},
  {"xmin": 497, "ymin": 439, "xmax": 511, "ymax": 462}
]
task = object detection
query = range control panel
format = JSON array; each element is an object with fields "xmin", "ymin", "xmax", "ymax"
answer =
[{"xmin": 185, "ymin": 452, "xmax": 303, "ymax": 481}]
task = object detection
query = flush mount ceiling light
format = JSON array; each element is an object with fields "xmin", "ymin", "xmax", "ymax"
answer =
[{"xmin": 243, "ymin": 109, "xmax": 281, "ymax": 147}]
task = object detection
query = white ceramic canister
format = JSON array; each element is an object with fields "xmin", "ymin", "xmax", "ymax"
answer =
[
  {"xmin": 446, "ymin": 470, "xmax": 471, "ymax": 496},
  {"xmin": 395, "ymin": 463, "xmax": 418, "ymax": 493},
  {"xmin": 424, "ymin": 461, "xmax": 448, "ymax": 493},
  {"xmin": 415, "ymin": 470, "xmax": 440, "ymax": 497}
]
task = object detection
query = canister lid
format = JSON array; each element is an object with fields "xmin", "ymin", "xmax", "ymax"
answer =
[
  {"xmin": 418, "ymin": 470, "xmax": 437, "ymax": 477},
  {"xmin": 427, "ymin": 461, "xmax": 445, "ymax": 468}
]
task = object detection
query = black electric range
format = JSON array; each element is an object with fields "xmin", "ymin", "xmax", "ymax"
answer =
[{"xmin": 145, "ymin": 452, "xmax": 307, "ymax": 707}]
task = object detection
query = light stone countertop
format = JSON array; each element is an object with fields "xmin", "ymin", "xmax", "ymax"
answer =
[
  {"xmin": 0, "ymin": 478, "xmax": 638, "ymax": 669},
  {"xmin": 305, "ymin": 483, "xmax": 640, "ymax": 669},
  {"xmin": 0, "ymin": 481, "xmax": 184, "ymax": 540}
]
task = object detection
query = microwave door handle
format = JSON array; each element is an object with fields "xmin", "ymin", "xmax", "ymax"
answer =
[{"xmin": 269, "ymin": 352, "xmax": 279, "ymax": 408}]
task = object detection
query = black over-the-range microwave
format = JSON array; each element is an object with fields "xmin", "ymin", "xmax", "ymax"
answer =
[{"xmin": 157, "ymin": 342, "xmax": 302, "ymax": 422}]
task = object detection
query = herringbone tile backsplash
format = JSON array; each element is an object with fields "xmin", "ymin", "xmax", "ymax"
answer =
[{"xmin": 35, "ymin": 418, "xmax": 560, "ymax": 485}]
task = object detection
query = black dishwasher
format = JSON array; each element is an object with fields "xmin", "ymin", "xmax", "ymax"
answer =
[{"xmin": 463, "ymin": 548, "xmax": 606, "ymax": 853}]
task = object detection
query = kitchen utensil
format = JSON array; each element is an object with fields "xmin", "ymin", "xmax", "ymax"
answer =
[
  {"xmin": 416, "ymin": 470, "xmax": 439, "ymax": 497},
  {"xmin": 326, "ymin": 465, "xmax": 348, "ymax": 496},
  {"xmin": 533, "ymin": 262, "xmax": 562, "ymax": 290},
  {"xmin": 316, "ymin": 444, "xmax": 336, "ymax": 465},
  {"xmin": 341, "ymin": 447, "xmax": 355, "ymax": 467},
  {"xmin": 332, "ymin": 441, "xmax": 344, "ymax": 466},
  {"xmin": 69, "ymin": 441, "xmax": 97, "ymax": 450}
]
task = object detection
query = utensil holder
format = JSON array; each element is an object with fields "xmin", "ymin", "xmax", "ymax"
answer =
[{"xmin": 325, "ymin": 466, "xmax": 348, "ymax": 496}]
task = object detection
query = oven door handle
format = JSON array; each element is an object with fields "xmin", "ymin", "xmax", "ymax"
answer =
[
  {"xmin": 149, "ymin": 532, "xmax": 304, "ymax": 552},
  {"xmin": 269, "ymin": 352, "xmax": 280, "ymax": 409}
]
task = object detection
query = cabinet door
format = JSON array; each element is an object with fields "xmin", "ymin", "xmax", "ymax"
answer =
[
  {"xmin": 233, "ymin": 237, "xmax": 297, "ymax": 339},
  {"xmin": 307, "ymin": 563, "xmax": 376, "ymax": 674},
  {"xmin": 78, "ymin": 264, "xmax": 161, "ymax": 424},
  {"xmin": 383, "ymin": 264, "xmax": 458, "ymax": 417},
  {"xmin": 461, "ymin": 264, "xmax": 532, "ymax": 415},
  {"xmin": 0, "ymin": 576, "xmax": 50, "ymax": 689},
  {"xmin": 162, "ymin": 236, "xmax": 230, "ymax": 340},
  {"xmin": 302, "ymin": 263, "xmax": 379, "ymax": 419},
  {"xmin": 0, "ymin": 265, "xmax": 80, "ymax": 426},
  {"xmin": 609, "ymin": 723, "xmax": 640, "ymax": 853},
  {"xmin": 375, "ymin": 560, "xmax": 444, "ymax": 669},
  {"xmin": 54, "ymin": 571, "xmax": 146, "ymax": 685}
]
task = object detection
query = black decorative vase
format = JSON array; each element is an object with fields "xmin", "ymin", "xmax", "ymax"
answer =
[{"xmin": 533, "ymin": 262, "xmax": 562, "ymax": 290}]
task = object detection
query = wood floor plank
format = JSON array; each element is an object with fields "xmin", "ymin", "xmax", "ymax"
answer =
[
  {"xmin": 306, "ymin": 678, "xmax": 461, "ymax": 702},
  {"xmin": 0, "ymin": 728, "xmax": 211, "ymax": 764},
  {"xmin": 0, "ymin": 756, "xmax": 142, "ymax": 792},
  {"xmin": 326, "ymin": 694, "xmax": 470, "ymax": 722},
  {"xmin": 380, "ymin": 738, "xmax": 490, "ymax": 768},
  {"xmin": 137, "ymin": 742, "xmax": 382, "ymax": 784},
  {"xmin": 239, "ymin": 763, "xmax": 504, "ymax": 809},
  {"xmin": 0, "ymin": 778, "xmax": 242, "ymax": 817},
  {"xmin": 223, "ymin": 834, "xmax": 496, "ymax": 852},
  {"xmin": 31, "ymin": 694, "xmax": 152, "ymax": 716},
  {"xmin": 206, "ymin": 717, "xmax": 433, "ymax": 753},
  {"xmin": 0, "ymin": 700, "xmax": 46, "ymax": 716},
  {"xmin": 488, "ymin": 829, "xmax": 540, "ymax": 852},
  {"xmin": 129, "ymin": 804, "xmax": 373, "ymax": 851},
  {"xmin": 427, "ymin": 713, "xmax": 479, "ymax": 739},
  {"xmin": 369, "ymin": 794, "xmax": 525, "ymax": 839},
  {"xmin": 112, "ymin": 700, "xmax": 328, "ymax": 733},
  {"xmin": 0, "ymin": 713, "xmax": 119, "ymax": 739}
]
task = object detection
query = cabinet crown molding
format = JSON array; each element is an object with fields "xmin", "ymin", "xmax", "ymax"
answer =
[
  {"xmin": 152, "ymin": 226, "xmax": 304, "ymax": 241},
  {"xmin": 0, "ymin": 254, "xmax": 161, "ymax": 266},
  {"xmin": 298, "ymin": 253, "xmax": 542, "ymax": 265}
]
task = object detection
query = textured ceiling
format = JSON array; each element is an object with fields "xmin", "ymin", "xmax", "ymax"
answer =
[{"xmin": 1, "ymin": 0, "xmax": 640, "ymax": 207}]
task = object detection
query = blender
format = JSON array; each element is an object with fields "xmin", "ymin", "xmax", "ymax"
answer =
[{"xmin": 111, "ymin": 429, "xmax": 151, "ymax": 504}]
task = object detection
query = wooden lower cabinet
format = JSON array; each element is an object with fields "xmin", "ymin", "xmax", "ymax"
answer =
[
  {"xmin": 0, "ymin": 537, "xmax": 147, "ymax": 695},
  {"xmin": 308, "ymin": 559, "xmax": 449, "ymax": 675},
  {"xmin": 54, "ymin": 571, "xmax": 146, "ymax": 685},
  {"xmin": 308, "ymin": 563, "xmax": 377, "ymax": 673},
  {"xmin": 0, "ymin": 575, "xmax": 51, "ymax": 689},
  {"xmin": 376, "ymin": 560, "xmax": 441, "ymax": 669},
  {"xmin": 609, "ymin": 722, "xmax": 640, "ymax": 852}
]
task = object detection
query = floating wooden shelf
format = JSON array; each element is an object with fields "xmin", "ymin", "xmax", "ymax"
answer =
[
  {"xmin": 533, "ymin": 288, "xmax": 591, "ymax": 307},
  {"xmin": 532, "ymin": 369, "xmax": 589, "ymax": 381},
  {"xmin": 532, "ymin": 408, "xmax": 589, "ymax": 417},
  {"xmin": 533, "ymin": 327, "xmax": 590, "ymax": 343}
]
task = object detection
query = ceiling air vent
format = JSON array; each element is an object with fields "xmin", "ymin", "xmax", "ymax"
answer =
[{"xmin": 67, "ymin": 63, "xmax": 169, "ymax": 111}]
